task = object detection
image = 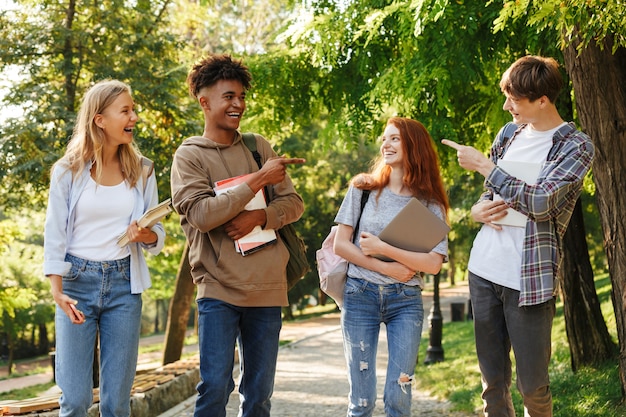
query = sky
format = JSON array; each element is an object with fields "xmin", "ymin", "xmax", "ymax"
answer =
[
  {"xmin": 0, "ymin": 0, "xmax": 23, "ymax": 123},
  {"xmin": 0, "ymin": 66, "xmax": 23, "ymax": 123}
]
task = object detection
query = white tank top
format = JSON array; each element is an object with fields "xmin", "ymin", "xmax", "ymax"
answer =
[{"xmin": 68, "ymin": 177, "xmax": 135, "ymax": 261}]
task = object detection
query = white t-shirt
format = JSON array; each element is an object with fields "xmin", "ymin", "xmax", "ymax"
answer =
[
  {"xmin": 68, "ymin": 177, "xmax": 135, "ymax": 261},
  {"xmin": 468, "ymin": 123, "xmax": 565, "ymax": 290}
]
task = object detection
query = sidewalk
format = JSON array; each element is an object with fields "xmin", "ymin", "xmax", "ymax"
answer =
[
  {"xmin": 157, "ymin": 282, "xmax": 473, "ymax": 417},
  {"xmin": 0, "ymin": 282, "xmax": 473, "ymax": 416}
]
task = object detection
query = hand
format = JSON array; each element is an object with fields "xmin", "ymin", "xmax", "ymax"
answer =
[
  {"xmin": 471, "ymin": 200, "xmax": 508, "ymax": 230},
  {"xmin": 224, "ymin": 209, "xmax": 266, "ymax": 240},
  {"xmin": 358, "ymin": 231, "xmax": 384, "ymax": 257},
  {"xmin": 383, "ymin": 262, "xmax": 417, "ymax": 283},
  {"xmin": 56, "ymin": 295, "xmax": 85, "ymax": 324},
  {"xmin": 127, "ymin": 221, "xmax": 157, "ymax": 244},
  {"xmin": 49, "ymin": 275, "xmax": 85, "ymax": 324},
  {"xmin": 441, "ymin": 139, "xmax": 495, "ymax": 177},
  {"xmin": 254, "ymin": 156, "xmax": 306, "ymax": 188}
]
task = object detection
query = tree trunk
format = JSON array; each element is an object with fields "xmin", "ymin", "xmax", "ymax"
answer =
[
  {"xmin": 563, "ymin": 33, "xmax": 626, "ymax": 398},
  {"xmin": 7, "ymin": 332, "xmax": 13, "ymax": 377},
  {"xmin": 162, "ymin": 244, "xmax": 196, "ymax": 365},
  {"xmin": 448, "ymin": 254, "xmax": 455, "ymax": 286},
  {"xmin": 560, "ymin": 198, "xmax": 616, "ymax": 371},
  {"xmin": 154, "ymin": 299, "xmax": 160, "ymax": 334},
  {"xmin": 39, "ymin": 322, "xmax": 49, "ymax": 355}
]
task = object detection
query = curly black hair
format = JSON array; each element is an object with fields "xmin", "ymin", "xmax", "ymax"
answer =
[{"xmin": 187, "ymin": 53, "xmax": 252, "ymax": 98}]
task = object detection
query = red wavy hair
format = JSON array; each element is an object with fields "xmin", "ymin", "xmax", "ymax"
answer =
[{"xmin": 352, "ymin": 117, "xmax": 449, "ymax": 218}]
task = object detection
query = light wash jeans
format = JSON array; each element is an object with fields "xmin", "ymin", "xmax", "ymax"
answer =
[
  {"xmin": 55, "ymin": 254, "xmax": 142, "ymax": 417},
  {"xmin": 469, "ymin": 272, "xmax": 555, "ymax": 417},
  {"xmin": 341, "ymin": 277, "xmax": 424, "ymax": 417},
  {"xmin": 194, "ymin": 298, "xmax": 282, "ymax": 417}
]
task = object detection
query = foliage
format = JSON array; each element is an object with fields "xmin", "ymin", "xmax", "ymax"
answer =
[
  {"xmin": 274, "ymin": 0, "xmax": 605, "ymax": 282},
  {"xmin": 0, "ymin": 0, "xmax": 614, "ymax": 368},
  {"xmin": 0, "ymin": 0, "xmax": 197, "ymax": 208},
  {"xmin": 493, "ymin": 0, "xmax": 626, "ymax": 53},
  {"xmin": 0, "ymin": 208, "xmax": 50, "ymax": 374},
  {"xmin": 415, "ymin": 275, "xmax": 623, "ymax": 416}
]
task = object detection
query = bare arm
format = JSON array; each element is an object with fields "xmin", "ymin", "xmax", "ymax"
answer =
[
  {"xmin": 358, "ymin": 231, "xmax": 445, "ymax": 275},
  {"xmin": 333, "ymin": 224, "xmax": 416, "ymax": 283},
  {"xmin": 442, "ymin": 139, "xmax": 495, "ymax": 178}
]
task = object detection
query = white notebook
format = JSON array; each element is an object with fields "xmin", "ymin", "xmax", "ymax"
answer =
[{"xmin": 493, "ymin": 160, "xmax": 542, "ymax": 227}]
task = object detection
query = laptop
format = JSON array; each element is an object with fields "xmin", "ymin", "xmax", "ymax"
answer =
[{"xmin": 373, "ymin": 198, "xmax": 450, "ymax": 261}]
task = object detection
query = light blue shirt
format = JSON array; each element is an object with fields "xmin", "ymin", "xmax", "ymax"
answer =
[{"xmin": 43, "ymin": 159, "xmax": 165, "ymax": 294}]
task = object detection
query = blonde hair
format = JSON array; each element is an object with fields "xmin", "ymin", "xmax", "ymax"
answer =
[{"xmin": 55, "ymin": 79, "xmax": 142, "ymax": 186}]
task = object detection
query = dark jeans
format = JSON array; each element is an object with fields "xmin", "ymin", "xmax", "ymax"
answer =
[
  {"xmin": 469, "ymin": 272, "xmax": 555, "ymax": 417},
  {"xmin": 194, "ymin": 298, "xmax": 282, "ymax": 417}
]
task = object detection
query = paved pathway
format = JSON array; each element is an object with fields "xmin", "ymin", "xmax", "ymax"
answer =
[
  {"xmin": 1, "ymin": 283, "xmax": 475, "ymax": 417},
  {"xmin": 157, "ymin": 284, "xmax": 476, "ymax": 417}
]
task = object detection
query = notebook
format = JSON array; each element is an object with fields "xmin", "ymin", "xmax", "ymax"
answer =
[
  {"xmin": 373, "ymin": 198, "xmax": 450, "ymax": 261},
  {"xmin": 492, "ymin": 160, "xmax": 542, "ymax": 227}
]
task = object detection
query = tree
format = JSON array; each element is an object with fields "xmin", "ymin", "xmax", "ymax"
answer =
[
  {"xmin": 0, "ymin": 0, "xmax": 197, "ymax": 356},
  {"xmin": 563, "ymin": 34, "xmax": 626, "ymax": 394},
  {"xmin": 162, "ymin": 244, "xmax": 195, "ymax": 365},
  {"xmin": 0, "ymin": 0, "xmax": 196, "ymax": 206},
  {"xmin": 0, "ymin": 211, "xmax": 43, "ymax": 375},
  {"xmin": 280, "ymin": 0, "xmax": 613, "ymax": 375},
  {"xmin": 560, "ymin": 199, "xmax": 616, "ymax": 371},
  {"xmin": 495, "ymin": 0, "xmax": 626, "ymax": 398}
]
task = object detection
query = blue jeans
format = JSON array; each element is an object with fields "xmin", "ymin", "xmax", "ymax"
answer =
[
  {"xmin": 469, "ymin": 272, "xmax": 555, "ymax": 417},
  {"xmin": 341, "ymin": 277, "xmax": 424, "ymax": 417},
  {"xmin": 194, "ymin": 298, "xmax": 282, "ymax": 417},
  {"xmin": 55, "ymin": 254, "xmax": 142, "ymax": 417}
]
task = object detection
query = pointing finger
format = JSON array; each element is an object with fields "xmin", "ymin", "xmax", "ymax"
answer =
[
  {"xmin": 441, "ymin": 139, "xmax": 463, "ymax": 150},
  {"xmin": 280, "ymin": 157, "xmax": 306, "ymax": 165}
]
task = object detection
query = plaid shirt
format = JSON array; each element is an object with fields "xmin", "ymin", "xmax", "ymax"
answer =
[{"xmin": 478, "ymin": 122, "xmax": 595, "ymax": 306}]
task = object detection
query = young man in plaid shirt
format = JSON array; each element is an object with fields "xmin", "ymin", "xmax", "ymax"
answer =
[{"xmin": 443, "ymin": 55, "xmax": 595, "ymax": 417}]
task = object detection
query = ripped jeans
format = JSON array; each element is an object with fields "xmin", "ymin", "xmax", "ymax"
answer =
[{"xmin": 341, "ymin": 277, "xmax": 424, "ymax": 417}]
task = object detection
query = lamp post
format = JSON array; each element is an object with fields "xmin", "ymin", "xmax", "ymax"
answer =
[{"xmin": 424, "ymin": 272, "xmax": 444, "ymax": 364}]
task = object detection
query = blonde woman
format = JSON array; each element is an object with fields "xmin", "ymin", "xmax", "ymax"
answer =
[{"xmin": 43, "ymin": 80, "xmax": 165, "ymax": 417}]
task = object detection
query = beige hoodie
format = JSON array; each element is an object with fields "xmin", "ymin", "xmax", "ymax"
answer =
[{"xmin": 170, "ymin": 132, "xmax": 304, "ymax": 307}]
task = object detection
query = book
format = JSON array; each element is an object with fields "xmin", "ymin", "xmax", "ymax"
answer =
[
  {"xmin": 214, "ymin": 173, "xmax": 277, "ymax": 256},
  {"xmin": 492, "ymin": 160, "xmax": 542, "ymax": 227},
  {"xmin": 117, "ymin": 198, "xmax": 173, "ymax": 247},
  {"xmin": 373, "ymin": 198, "xmax": 450, "ymax": 261}
]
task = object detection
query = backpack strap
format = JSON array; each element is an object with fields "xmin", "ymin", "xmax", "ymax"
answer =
[
  {"xmin": 241, "ymin": 132, "xmax": 273, "ymax": 204},
  {"xmin": 492, "ymin": 122, "xmax": 522, "ymax": 161},
  {"xmin": 353, "ymin": 190, "xmax": 370, "ymax": 243},
  {"xmin": 141, "ymin": 157, "xmax": 154, "ymax": 193},
  {"xmin": 241, "ymin": 132, "xmax": 263, "ymax": 168}
]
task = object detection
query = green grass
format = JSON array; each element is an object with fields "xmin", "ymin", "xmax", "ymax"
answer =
[
  {"xmin": 415, "ymin": 275, "xmax": 626, "ymax": 417},
  {"xmin": 284, "ymin": 302, "xmax": 339, "ymax": 322},
  {"xmin": 0, "ymin": 382, "xmax": 56, "ymax": 402}
]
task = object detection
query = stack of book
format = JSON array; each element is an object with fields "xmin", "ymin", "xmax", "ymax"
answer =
[{"xmin": 215, "ymin": 173, "xmax": 277, "ymax": 255}]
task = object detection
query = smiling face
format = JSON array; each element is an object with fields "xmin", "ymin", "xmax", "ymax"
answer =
[
  {"xmin": 94, "ymin": 91, "xmax": 137, "ymax": 147},
  {"xmin": 199, "ymin": 79, "xmax": 246, "ymax": 140},
  {"xmin": 502, "ymin": 91, "xmax": 546, "ymax": 127},
  {"xmin": 380, "ymin": 123, "xmax": 404, "ymax": 169}
]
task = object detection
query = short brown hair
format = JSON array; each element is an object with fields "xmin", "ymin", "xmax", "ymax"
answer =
[
  {"xmin": 187, "ymin": 54, "xmax": 252, "ymax": 98},
  {"xmin": 499, "ymin": 55, "xmax": 563, "ymax": 103}
]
